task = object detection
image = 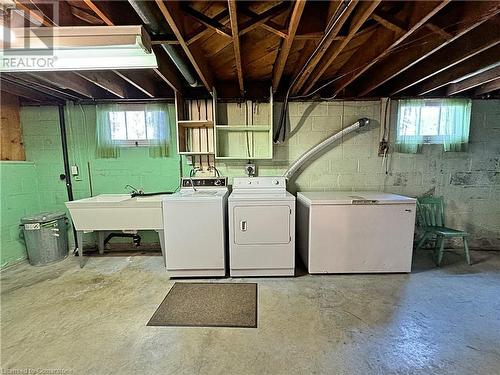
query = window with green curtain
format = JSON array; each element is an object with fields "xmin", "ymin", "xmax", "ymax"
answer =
[
  {"xmin": 95, "ymin": 103, "xmax": 170, "ymax": 158},
  {"xmin": 395, "ymin": 99, "xmax": 471, "ymax": 154}
]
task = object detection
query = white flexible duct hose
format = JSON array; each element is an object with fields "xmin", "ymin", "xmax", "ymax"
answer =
[{"xmin": 284, "ymin": 118, "xmax": 370, "ymax": 179}]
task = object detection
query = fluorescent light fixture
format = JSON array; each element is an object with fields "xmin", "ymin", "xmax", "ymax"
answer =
[{"xmin": 0, "ymin": 25, "xmax": 158, "ymax": 71}]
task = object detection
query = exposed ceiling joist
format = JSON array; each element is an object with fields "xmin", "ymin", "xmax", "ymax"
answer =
[
  {"xmin": 112, "ymin": 70, "xmax": 157, "ymax": 98},
  {"xmin": 27, "ymin": 71, "xmax": 105, "ymax": 99},
  {"xmin": 75, "ymin": 71, "xmax": 130, "ymax": 98},
  {"xmin": 82, "ymin": 0, "xmax": 113, "ymax": 25},
  {"xmin": 414, "ymin": 48, "xmax": 500, "ymax": 95},
  {"xmin": 151, "ymin": 46, "xmax": 184, "ymax": 92},
  {"xmin": 446, "ymin": 66, "xmax": 500, "ymax": 96},
  {"xmin": 389, "ymin": 20, "xmax": 500, "ymax": 95},
  {"xmin": 424, "ymin": 23, "xmax": 452, "ymax": 39},
  {"xmin": 354, "ymin": 2, "xmax": 500, "ymax": 96},
  {"xmin": 155, "ymin": 0, "xmax": 213, "ymax": 92},
  {"xmin": 291, "ymin": 0, "xmax": 359, "ymax": 95},
  {"xmin": 474, "ymin": 77, "xmax": 500, "ymax": 96},
  {"xmin": 182, "ymin": 4, "xmax": 232, "ymax": 39},
  {"xmin": 5, "ymin": 74, "xmax": 81, "ymax": 101},
  {"xmin": 186, "ymin": 9, "xmax": 229, "ymax": 45},
  {"xmin": 272, "ymin": 0, "xmax": 306, "ymax": 92},
  {"xmin": 372, "ymin": 9, "xmax": 406, "ymax": 34},
  {"xmin": 238, "ymin": 2, "xmax": 290, "ymax": 36},
  {"xmin": 324, "ymin": 0, "xmax": 450, "ymax": 98},
  {"xmin": 13, "ymin": 0, "xmax": 55, "ymax": 26},
  {"xmin": 238, "ymin": 6, "xmax": 288, "ymax": 38},
  {"xmin": 301, "ymin": 0, "xmax": 380, "ymax": 95},
  {"xmin": 1, "ymin": 78, "xmax": 64, "ymax": 104},
  {"xmin": 228, "ymin": 0, "xmax": 244, "ymax": 95}
]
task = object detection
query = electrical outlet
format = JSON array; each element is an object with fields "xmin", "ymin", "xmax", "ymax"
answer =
[
  {"xmin": 378, "ymin": 141, "xmax": 388, "ymax": 156},
  {"xmin": 244, "ymin": 163, "xmax": 256, "ymax": 176}
]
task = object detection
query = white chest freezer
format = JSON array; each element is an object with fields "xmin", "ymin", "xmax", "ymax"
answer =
[{"xmin": 296, "ymin": 191, "xmax": 416, "ymax": 273}]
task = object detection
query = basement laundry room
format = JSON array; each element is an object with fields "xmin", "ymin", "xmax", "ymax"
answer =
[{"xmin": 0, "ymin": 1, "xmax": 499, "ymax": 374}]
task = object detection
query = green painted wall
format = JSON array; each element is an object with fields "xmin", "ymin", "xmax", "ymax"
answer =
[
  {"xmin": 2, "ymin": 99, "xmax": 498, "ymax": 268},
  {"xmin": 0, "ymin": 162, "xmax": 41, "ymax": 267}
]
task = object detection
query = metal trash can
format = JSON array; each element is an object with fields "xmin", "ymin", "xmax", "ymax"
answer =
[{"xmin": 20, "ymin": 212, "xmax": 69, "ymax": 266}]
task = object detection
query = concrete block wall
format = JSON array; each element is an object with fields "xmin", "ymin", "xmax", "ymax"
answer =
[
  {"xmin": 0, "ymin": 162, "xmax": 41, "ymax": 267},
  {"xmin": 216, "ymin": 100, "xmax": 500, "ymax": 249}
]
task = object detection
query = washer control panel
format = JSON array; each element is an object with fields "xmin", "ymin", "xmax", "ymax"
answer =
[{"xmin": 182, "ymin": 177, "xmax": 227, "ymax": 187}]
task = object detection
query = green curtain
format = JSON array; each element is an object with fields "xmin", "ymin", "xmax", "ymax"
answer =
[
  {"xmin": 95, "ymin": 104, "xmax": 120, "ymax": 159},
  {"xmin": 395, "ymin": 99, "xmax": 425, "ymax": 154},
  {"xmin": 146, "ymin": 103, "xmax": 170, "ymax": 158},
  {"xmin": 440, "ymin": 99, "xmax": 471, "ymax": 152}
]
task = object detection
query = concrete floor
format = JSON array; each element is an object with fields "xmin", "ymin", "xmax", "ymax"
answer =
[{"xmin": 1, "ymin": 250, "xmax": 499, "ymax": 375}]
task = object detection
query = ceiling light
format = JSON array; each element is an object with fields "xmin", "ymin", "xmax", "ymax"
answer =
[{"xmin": 0, "ymin": 25, "xmax": 158, "ymax": 72}]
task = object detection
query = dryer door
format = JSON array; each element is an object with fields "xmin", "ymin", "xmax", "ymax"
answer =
[{"xmin": 233, "ymin": 205, "xmax": 291, "ymax": 245}]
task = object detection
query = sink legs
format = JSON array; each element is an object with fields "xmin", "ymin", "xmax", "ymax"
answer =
[
  {"xmin": 156, "ymin": 230, "xmax": 167, "ymax": 267},
  {"xmin": 76, "ymin": 231, "xmax": 84, "ymax": 268}
]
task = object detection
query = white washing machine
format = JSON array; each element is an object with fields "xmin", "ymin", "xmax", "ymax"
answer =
[
  {"xmin": 228, "ymin": 177, "xmax": 295, "ymax": 277},
  {"xmin": 163, "ymin": 177, "xmax": 228, "ymax": 277}
]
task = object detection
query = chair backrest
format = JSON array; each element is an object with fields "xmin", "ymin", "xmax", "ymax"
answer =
[{"xmin": 416, "ymin": 196, "xmax": 445, "ymax": 227}]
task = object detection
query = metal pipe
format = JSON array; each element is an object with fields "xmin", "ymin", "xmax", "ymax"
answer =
[
  {"xmin": 128, "ymin": 0, "xmax": 200, "ymax": 87},
  {"xmin": 284, "ymin": 118, "xmax": 370, "ymax": 179},
  {"xmin": 58, "ymin": 105, "xmax": 78, "ymax": 251}
]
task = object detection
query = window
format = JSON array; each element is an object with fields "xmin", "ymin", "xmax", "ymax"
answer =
[
  {"xmin": 96, "ymin": 103, "xmax": 170, "ymax": 158},
  {"xmin": 109, "ymin": 109, "xmax": 162, "ymax": 146},
  {"xmin": 396, "ymin": 99, "xmax": 471, "ymax": 153}
]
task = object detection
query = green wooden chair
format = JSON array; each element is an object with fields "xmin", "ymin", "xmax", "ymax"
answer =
[{"xmin": 416, "ymin": 196, "xmax": 471, "ymax": 266}]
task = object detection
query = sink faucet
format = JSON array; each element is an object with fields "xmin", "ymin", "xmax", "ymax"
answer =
[
  {"xmin": 189, "ymin": 167, "xmax": 202, "ymax": 192},
  {"xmin": 125, "ymin": 184, "xmax": 144, "ymax": 196}
]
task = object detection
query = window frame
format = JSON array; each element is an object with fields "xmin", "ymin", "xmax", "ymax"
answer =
[
  {"xmin": 397, "ymin": 99, "xmax": 456, "ymax": 145},
  {"xmin": 108, "ymin": 109, "xmax": 155, "ymax": 147}
]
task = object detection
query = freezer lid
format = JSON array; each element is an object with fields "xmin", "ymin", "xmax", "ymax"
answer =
[{"xmin": 297, "ymin": 191, "xmax": 416, "ymax": 205}]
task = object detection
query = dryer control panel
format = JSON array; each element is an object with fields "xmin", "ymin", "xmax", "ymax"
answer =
[{"xmin": 232, "ymin": 177, "xmax": 286, "ymax": 190}]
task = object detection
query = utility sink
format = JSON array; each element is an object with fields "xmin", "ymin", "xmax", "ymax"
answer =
[{"xmin": 66, "ymin": 194, "xmax": 170, "ymax": 231}]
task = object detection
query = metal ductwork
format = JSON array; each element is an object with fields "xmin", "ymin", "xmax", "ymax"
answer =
[{"xmin": 128, "ymin": 0, "xmax": 200, "ymax": 87}]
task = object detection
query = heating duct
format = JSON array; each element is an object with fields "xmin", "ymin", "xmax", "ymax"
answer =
[
  {"xmin": 283, "ymin": 118, "xmax": 369, "ymax": 179},
  {"xmin": 128, "ymin": 0, "xmax": 200, "ymax": 87}
]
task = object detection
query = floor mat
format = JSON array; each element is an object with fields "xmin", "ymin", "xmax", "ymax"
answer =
[{"xmin": 147, "ymin": 282, "xmax": 257, "ymax": 328}]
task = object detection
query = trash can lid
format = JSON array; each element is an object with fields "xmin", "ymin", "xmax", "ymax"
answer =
[{"xmin": 21, "ymin": 212, "xmax": 66, "ymax": 224}]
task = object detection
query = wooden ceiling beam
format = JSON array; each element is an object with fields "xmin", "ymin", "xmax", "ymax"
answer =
[
  {"xmin": 372, "ymin": 9, "xmax": 406, "ymax": 34},
  {"xmin": 291, "ymin": 0, "xmax": 359, "ymax": 95},
  {"xmin": 272, "ymin": 0, "xmax": 306, "ymax": 92},
  {"xmin": 112, "ymin": 70, "xmax": 157, "ymax": 98},
  {"xmin": 82, "ymin": 0, "xmax": 113, "ymax": 25},
  {"xmin": 324, "ymin": 0, "xmax": 450, "ymax": 98},
  {"xmin": 75, "ymin": 71, "xmax": 130, "ymax": 98},
  {"xmin": 425, "ymin": 23, "xmax": 452, "ymax": 39},
  {"xmin": 4, "ymin": 74, "xmax": 80, "ymax": 101},
  {"xmin": 389, "ymin": 20, "xmax": 500, "ymax": 95},
  {"xmin": 152, "ymin": 46, "xmax": 184, "ymax": 93},
  {"xmin": 238, "ymin": 2, "xmax": 290, "ymax": 37},
  {"xmin": 0, "ymin": 78, "xmax": 64, "ymax": 104},
  {"xmin": 301, "ymin": 0, "xmax": 380, "ymax": 95},
  {"xmin": 474, "ymin": 77, "xmax": 500, "ymax": 96},
  {"xmin": 228, "ymin": 0, "xmax": 244, "ymax": 96},
  {"xmin": 446, "ymin": 66, "xmax": 500, "ymax": 96},
  {"xmin": 182, "ymin": 4, "xmax": 232, "ymax": 39},
  {"xmin": 186, "ymin": 10, "xmax": 229, "ymax": 45},
  {"xmin": 13, "ymin": 0, "xmax": 55, "ymax": 26},
  {"xmin": 413, "ymin": 48, "xmax": 500, "ymax": 95},
  {"xmin": 27, "ymin": 72, "xmax": 104, "ymax": 99},
  {"xmin": 353, "ymin": 2, "xmax": 500, "ymax": 96},
  {"xmin": 155, "ymin": 0, "xmax": 213, "ymax": 92}
]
